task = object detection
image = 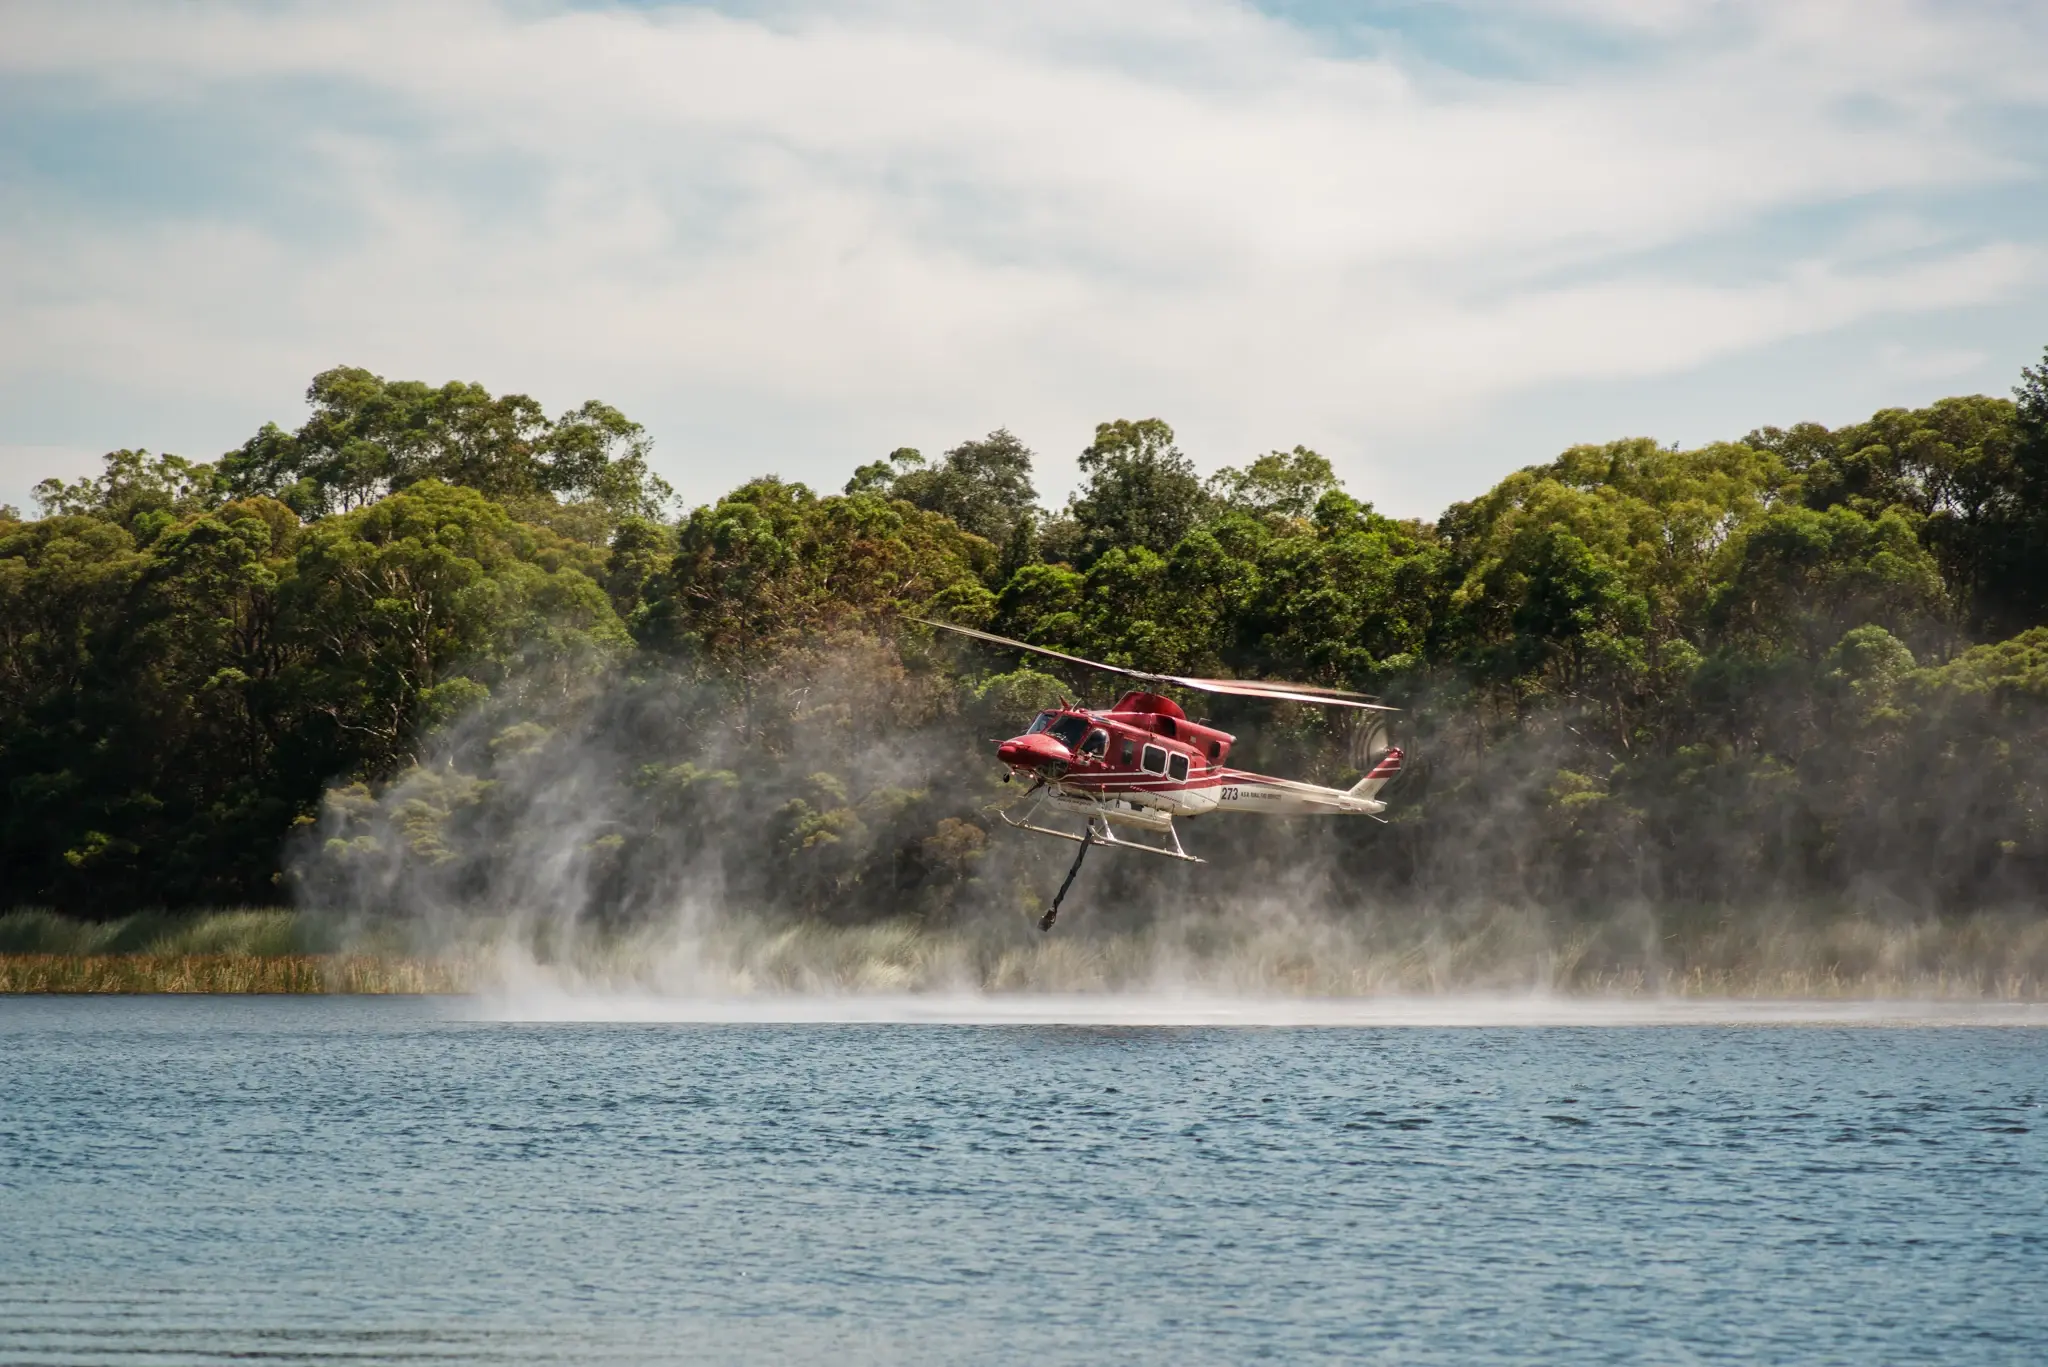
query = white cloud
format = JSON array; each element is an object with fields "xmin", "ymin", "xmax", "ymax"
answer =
[{"xmin": 0, "ymin": 0, "xmax": 2044, "ymax": 513}]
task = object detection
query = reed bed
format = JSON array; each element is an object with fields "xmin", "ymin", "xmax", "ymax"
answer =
[
  {"xmin": 0, "ymin": 907, "xmax": 468, "ymax": 994},
  {"xmin": 0, "ymin": 953, "xmax": 469, "ymax": 994}
]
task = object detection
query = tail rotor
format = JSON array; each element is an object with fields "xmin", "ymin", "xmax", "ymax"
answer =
[
  {"xmin": 1348, "ymin": 715, "xmax": 1395, "ymax": 774},
  {"xmin": 1345, "ymin": 714, "xmax": 1406, "ymax": 802}
]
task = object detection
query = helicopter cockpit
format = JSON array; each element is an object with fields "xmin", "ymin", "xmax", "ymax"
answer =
[{"xmin": 1027, "ymin": 712, "xmax": 1092, "ymax": 751}]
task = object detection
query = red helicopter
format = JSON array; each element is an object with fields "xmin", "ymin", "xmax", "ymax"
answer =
[{"xmin": 918, "ymin": 619, "xmax": 1404, "ymax": 930}]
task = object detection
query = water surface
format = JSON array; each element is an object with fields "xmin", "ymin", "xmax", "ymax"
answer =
[{"xmin": 3, "ymin": 996, "xmax": 2045, "ymax": 1364}]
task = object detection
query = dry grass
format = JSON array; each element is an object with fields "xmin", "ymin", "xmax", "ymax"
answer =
[
  {"xmin": 0, "ymin": 953, "xmax": 469, "ymax": 995},
  {"xmin": 0, "ymin": 908, "xmax": 468, "ymax": 994}
]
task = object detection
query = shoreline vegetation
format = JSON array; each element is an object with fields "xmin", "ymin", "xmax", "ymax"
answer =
[
  {"xmin": 0, "ymin": 954, "xmax": 466, "ymax": 995},
  {"xmin": 0, "ymin": 909, "xmax": 463, "ymax": 994},
  {"xmin": 4, "ymin": 908, "xmax": 2045, "ymax": 999},
  {"xmin": 5, "ymin": 356, "xmax": 2048, "ymax": 961}
]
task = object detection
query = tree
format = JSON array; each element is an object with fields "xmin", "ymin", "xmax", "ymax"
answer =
[
  {"xmin": 847, "ymin": 430, "xmax": 1040, "ymax": 551},
  {"xmin": 536, "ymin": 400, "xmax": 675, "ymax": 519},
  {"xmin": 220, "ymin": 367, "xmax": 672, "ymax": 522},
  {"xmin": 1205, "ymin": 446, "xmax": 1342, "ymax": 522},
  {"xmin": 32, "ymin": 450, "xmax": 225, "ymax": 536},
  {"xmin": 1972, "ymin": 347, "xmax": 2048, "ymax": 632},
  {"xmin": 1710, "ymin": 505, "xmax": 1948, "ymax": 660},
  {"xmin": 896, "ymin": 429, "xmax": 1038, "ymax": 545},
  {"xmin": 2019, "ymin": 346, "xmax": 2048, "ymax": 454},
  {"xmin": 1753, "ymin": 396, "xmax": 2031, "ymax": 635},
  {"xmin": 1232, "ymin": 502, "xmax": 1438, "ymax": 688},
  {"xmin": 639, "ymin": 478, "xmax": 995, "ymax": 675},
  {"xmin": 844, "ymin": 447, "xmax": 925, "ymax": 498},
  {"xmin": 0, "ymin": 499, "xmax": 310, "ymax": 908},
  {"xmin": 287, "ymin": 480, "xmax": 628, "ymax": 774},
  {"xmin": 1436, "ymin": 437, "xmax": 1780, "ymax": 738},
  {"xmin": 1067, "ymin": 418, "xmax": 1206, "ymax": 565}
]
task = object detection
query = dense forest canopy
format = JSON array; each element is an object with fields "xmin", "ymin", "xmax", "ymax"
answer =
[{"xmin": 4, "ymin": 354, "xmax": 2048, "ymax": 922}]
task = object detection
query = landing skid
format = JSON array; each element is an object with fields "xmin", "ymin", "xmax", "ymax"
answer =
[{"xmin": 998, "ymin": 790, "xmax": 1204, "ymax": 863}]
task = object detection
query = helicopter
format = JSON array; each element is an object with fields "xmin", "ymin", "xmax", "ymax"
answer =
[{"xmin": 915, "ymin": 619, "xmax": 1404, "ymax": 931}]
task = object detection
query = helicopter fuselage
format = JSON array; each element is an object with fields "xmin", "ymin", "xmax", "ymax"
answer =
[{"xmin": 996, "ymin": 690, "xmax": 1395, "ymax": 821}]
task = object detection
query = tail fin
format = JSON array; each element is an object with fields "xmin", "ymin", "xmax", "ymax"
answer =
[{"xmin": 1347, "ymin": 747, "xmax": 1403, "ymax": 800}]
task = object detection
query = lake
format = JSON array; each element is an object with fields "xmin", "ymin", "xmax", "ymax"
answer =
[{"xmin": 3, "ymin": 995, "xmax": 2045, "ymax": 1364}]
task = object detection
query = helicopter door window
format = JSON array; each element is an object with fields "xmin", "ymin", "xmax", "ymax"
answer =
[
  {"xmin": 1120, "ymin": 738, "xmax": 1135, "ymax": 767},
  {"xmin": 1140, "ymin": 744, "xmax": 1168, "ymax": 775},
  {"xmin": 1168, "ymin": 753, "xmax": 1190, "ymax": 782},
  {"xmin": 1081, "ymin": 729, "xmax": 1109, "ymax": 759}
]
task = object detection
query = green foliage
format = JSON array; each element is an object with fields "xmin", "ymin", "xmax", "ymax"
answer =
[
  {"xmin": 219, "ymin": 366, "xmax": 673, "ymax": 521},
  {"xmin": 1206, "ymin": 446, "xmax": 1342, "ymax": 522},
  {"xmin": 1068, "ymin": 418, "xmax": 1207, "ymax": 565},
  {"xmin": 1, "ymin": 473, "xmax": 625, "ymax": 911},
  {"xmin": 33, "ymin": 450, "xmax": 226, "ymax": 533},
  {"xmin": 639, "ymin": 477, "xmax": 994, "ymax": 673},
  {"xmin": 8, "ymin": 353, "xmax": 2048, "ymax": 919},
  {"xmin": 1712, "ymin": 505, "xmax": 1946, "ymax": 657},
  {"xmin": 852, "ymin": 430, "xmax": 1039, "ymax": 551},
  {"xmin": 1752, "ymin": 390, "xmax": 2039, "ymax": 634},
  {"xmin": 289, "ymin": 480, "xmax": 627, "ymax": 758}
]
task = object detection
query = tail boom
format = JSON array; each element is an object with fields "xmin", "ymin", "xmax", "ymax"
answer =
[{"xmin": 1211, "ymin": 756, "xmax": 1399, "ymax": 817}]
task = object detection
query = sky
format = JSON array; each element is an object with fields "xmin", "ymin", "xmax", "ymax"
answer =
[{"xmin": 2, "ymin": 0, "xmax": 2045, "ymax": 518}]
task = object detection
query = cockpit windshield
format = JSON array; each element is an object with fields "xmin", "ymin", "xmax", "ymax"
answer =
[
  {"xmin": 1046, "ymin": 714, "xmax": 1089, "ymax": 749},
  {"xmin": 1025, "ymin": 711, "xmax": 1091, "ymax": 750}
]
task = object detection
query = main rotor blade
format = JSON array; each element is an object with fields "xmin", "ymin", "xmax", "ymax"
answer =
[
  {"xmin": 910, "ymin": 619, "xmax": 1165, "ymax": 685},
  {"xmin": 910, "ymin": 618, "xmax": 1399, "ymax": 712},
  {"xmin": 1177, "ymin": 677, "xmax": 1398, "ymax": 712}
]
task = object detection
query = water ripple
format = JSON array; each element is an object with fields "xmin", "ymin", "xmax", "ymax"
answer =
[{"xmin": 1, "ymin": 996, "xmax": 2044, "ymax": 1364}]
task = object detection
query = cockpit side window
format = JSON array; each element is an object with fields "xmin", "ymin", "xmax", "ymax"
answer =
[
  {"xmin": 1081, "ymin": 729, "xmax": 1109, "ymax": 758},
  {"xmin": 1047, "ymin": 715, "xmax": 1089, "ymax": 748}
]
